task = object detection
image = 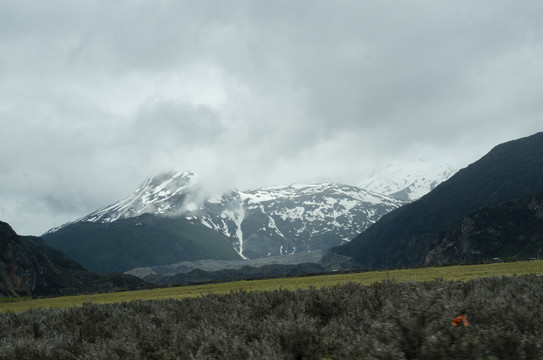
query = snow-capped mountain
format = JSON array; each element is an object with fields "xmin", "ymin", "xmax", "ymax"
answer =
[
  {"xmin": 48, "ymin": 170, "xmax": 405, "ymax": 260},
  {"xmin": 44, "ymin": 171, "xmax": 198, "ymax": 234},
  {"xmin": 237, "ymin": 184, "xmax": 403, "ymax": 258},
  {"xmin": 77, "ymin": 171, "xmax": 198, "ymax": 223},
  {"xmin": 359, "ymin": 160, "xmax": 458, "ymax": 201}
]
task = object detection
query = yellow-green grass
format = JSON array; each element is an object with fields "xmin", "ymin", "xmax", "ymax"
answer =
[{"xmin": 2, "ymin": 259, "xmax": 543, "ymax": 313}]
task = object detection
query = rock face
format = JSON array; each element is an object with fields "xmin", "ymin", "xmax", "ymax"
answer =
[
  {"xmin": 0, "ymin": 221, "xmax": 146, "ymax": 298},
  {"xmin": 0, "ymin": 221, "xmax": 42, "ymax": 297},
  {"xmin": 424, "ymin": 190, "xmax": 543, "ymax": 264}
]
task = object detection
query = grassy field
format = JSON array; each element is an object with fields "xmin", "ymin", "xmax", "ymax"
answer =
[{"xmin": 2, "ymin": 259, "xmax": 542, "ymax": 313}]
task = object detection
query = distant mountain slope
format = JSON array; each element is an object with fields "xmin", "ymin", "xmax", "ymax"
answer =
[
  {"xmin": 424, "ymin": 190, "xmax": 543, "ymax": 264},
  {"xmin": 323, "ymin": 132, "xmax": 543, "ymax": 270},
  {"xmin": 44, "ymin": 214, "xmax": 242, "ymax": 273},
  {"xmin": 46, "ymin": 173, "xmax": 405, "ymax": 264},
  {"xmin": 0, "ymin": 221, "xmax": 146, "ymax": 298}
]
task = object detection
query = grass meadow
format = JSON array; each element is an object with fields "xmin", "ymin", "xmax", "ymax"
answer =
[{"xmin": 2, "ymin": 259, "xmax": 542, "ymax": 313}]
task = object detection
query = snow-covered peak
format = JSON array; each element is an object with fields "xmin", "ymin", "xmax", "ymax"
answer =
[
  {"xmin": 76, "ymin": 170, "xmax": 198, "ymax": 224},
  {"xmin": 359, "ymin": 160, "xmax": 458, "ymax": 201}
]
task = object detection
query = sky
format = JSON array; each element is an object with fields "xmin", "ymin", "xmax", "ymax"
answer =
[{"xmin": 1, "ymin": 0, "xmax": 542, "ymax": 235}]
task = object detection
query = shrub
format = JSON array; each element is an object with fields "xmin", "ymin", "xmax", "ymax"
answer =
[{"xmin": 1, "ymin": 275, "xmax": 543, "ymax": 359}]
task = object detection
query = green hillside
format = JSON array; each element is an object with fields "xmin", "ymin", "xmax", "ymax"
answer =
[{"xmin": 43, "ymin": 214, "xmax": 242, "ymax": 273}]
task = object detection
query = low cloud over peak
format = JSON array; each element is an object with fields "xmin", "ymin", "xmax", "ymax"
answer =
[{"xmin": 1, "ymin": 0, "xmax": 542, "ymax": 234}]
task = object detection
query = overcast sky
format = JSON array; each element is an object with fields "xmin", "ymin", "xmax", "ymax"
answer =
[{"xmin": 1, "ymin": 0, "xmax": 542, "ymax": 235}]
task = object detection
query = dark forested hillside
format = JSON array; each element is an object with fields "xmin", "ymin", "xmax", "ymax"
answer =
[
  {"xmin": 0, "ymin": 221, "xmax": 146, "ymax": 298},
  {"xmin": 424, "ymin": 190, "xmax": 543, "ymax": 264},
  {"xmin": 44, "ymin": 214, "xmax": 242, "ymax": 273},
  {"xmin": 324, "ymin": 132, "xmax": 543, "ymax": 269},
  {"xmin": 144, "ymin": 262, "xmax": 325, "ymax": 286}
]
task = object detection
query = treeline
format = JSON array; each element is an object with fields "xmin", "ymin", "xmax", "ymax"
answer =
[
  {"xmin": 1, "ymin": 275, "xmax": 543, "ymax": 359},
  {"xmin": 144, "ymin": 262, "xmax": 325, "ymax": 286}
]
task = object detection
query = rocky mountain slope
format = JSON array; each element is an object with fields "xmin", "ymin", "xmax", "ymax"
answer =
[
  {"xmin": 323, "ymin": 132, "xmax": 543, "ymax": 270},
  {"xmin": 45, "ymin": 173, "xmax": 405, "ymax": 271},
  {"xmin": 237, "ymin": 183, "xmax": 404, "ymax": 258},
  {"xmin": 0, "ymin": 221, "xmax": 146, "ymax": 298}
]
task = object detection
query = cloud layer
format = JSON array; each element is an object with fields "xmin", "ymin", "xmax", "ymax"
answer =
[{"xmin": 1, "ymin": 0, "xmax": 542, "ymax": 234}]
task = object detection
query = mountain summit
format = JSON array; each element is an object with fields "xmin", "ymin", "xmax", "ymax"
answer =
[{"xmin": 47, "ymin": 170, "xmax": 197, "ymax": 229}]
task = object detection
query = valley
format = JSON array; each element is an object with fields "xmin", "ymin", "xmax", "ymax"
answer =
[
  {"xmin": 3, "ymin": 132, "xmax": 543, "ymax": 301},
  {"xmin": 2, "ymin": 132, "xmax": 543, "ymax": 360}
]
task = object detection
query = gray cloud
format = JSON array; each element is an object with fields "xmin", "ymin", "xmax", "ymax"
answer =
[
  {"xmin": 1, "ymin": 0, "xmax": 542, "ymax": 234},
  {"xmin": 131, "ymin": 100, "xmax": 225, "ymax": 146}
]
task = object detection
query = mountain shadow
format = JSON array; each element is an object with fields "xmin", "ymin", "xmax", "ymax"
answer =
[{"xmin": 323, "ymin": 132, "xmax": 543, "ymax": 270}]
